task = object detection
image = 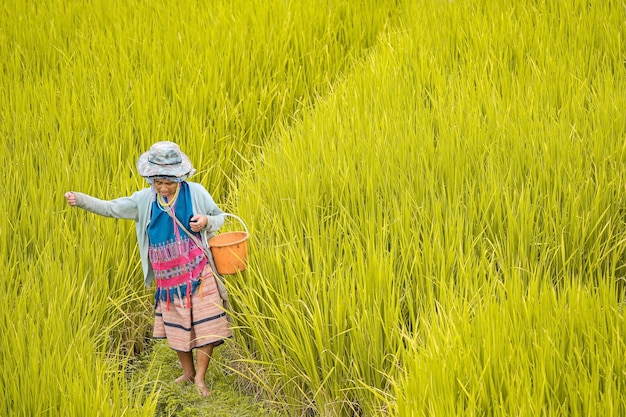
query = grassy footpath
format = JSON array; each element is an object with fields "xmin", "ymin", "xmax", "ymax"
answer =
[{"xmin": 133, "ymin": 341, "xmax": 283, "ymax": 417}]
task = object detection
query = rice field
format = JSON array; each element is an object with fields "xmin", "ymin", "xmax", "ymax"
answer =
[{"xmin": 2, "ymin": 0, "xmax": 626, "ymax": 416}]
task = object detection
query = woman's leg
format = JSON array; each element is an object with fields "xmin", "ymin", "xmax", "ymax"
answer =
[
  {"xmin": 175, "ymin": 350, "xmax": 196, "ymax": 383},
  {"xmin": 194, "ymin": 343, "xmax": 214, "ymax": 396}
]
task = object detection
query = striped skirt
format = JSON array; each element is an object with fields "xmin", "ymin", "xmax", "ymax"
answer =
[{"xmin": 153, "ymin": 264, "xmax": 232, "ymax": 352}]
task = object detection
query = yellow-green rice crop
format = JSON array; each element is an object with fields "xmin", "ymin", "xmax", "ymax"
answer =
[
  {"xmin": 228, "ymin": 0, "xmax": 626, "ymax": 415},
  {"xmin": 1, "ymin": 0, "xmax": 401, "ymax": 415},
  {"xmin": 3, "ymin": 0, "xmax": 626, "ymax": 415}
]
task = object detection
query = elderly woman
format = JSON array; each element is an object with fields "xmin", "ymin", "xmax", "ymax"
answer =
[{"xmin": 65, "ymin": 141, "xmax": 232, "ymax": 396}]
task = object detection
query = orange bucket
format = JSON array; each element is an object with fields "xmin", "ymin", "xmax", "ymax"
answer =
[{"xmin": 208, "ymin": 214, "xmax": 249, "ymax": 275}]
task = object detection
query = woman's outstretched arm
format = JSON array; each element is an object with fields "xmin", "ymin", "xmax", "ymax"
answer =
[{"xmin": 64, "ymin": 190, "xmax": 147, "ymax": 221}]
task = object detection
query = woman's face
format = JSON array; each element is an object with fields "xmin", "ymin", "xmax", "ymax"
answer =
[{"xmin": 154, "ymin": 179, "xmax": 179, "ymax": 199}]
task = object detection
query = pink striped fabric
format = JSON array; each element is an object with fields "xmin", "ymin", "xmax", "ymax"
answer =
[{"xmin": 153, "ymin": 264, "xmax": 232, "ymax": 351}]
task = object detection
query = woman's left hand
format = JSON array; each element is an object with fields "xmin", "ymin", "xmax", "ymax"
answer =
[{"xmin": 189, "ymin": 215, "xmax": 208, "ymax": 232}]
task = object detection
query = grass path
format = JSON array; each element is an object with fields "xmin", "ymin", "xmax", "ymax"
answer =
[{"xmin": 135, "ymin": 341, "xmax": 283, "ymax": 417}]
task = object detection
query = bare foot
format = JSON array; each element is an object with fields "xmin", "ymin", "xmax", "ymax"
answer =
[
  {"xmin": 195, "ymin": 378, "xmax": 211, "ymax": 397},
  {"xmin": 175, "ymin": 374, "xmax": 195, "ymax": 384}
]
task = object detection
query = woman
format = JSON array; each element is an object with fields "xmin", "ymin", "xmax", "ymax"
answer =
[{"xmin": 65, "ymin": 141, "xmax": 232, "ymax": 397}]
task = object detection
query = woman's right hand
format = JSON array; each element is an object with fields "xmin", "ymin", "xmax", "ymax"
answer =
[{"xmin": 65, "ymin": 192, "xmax": 77, "ymax": 206}]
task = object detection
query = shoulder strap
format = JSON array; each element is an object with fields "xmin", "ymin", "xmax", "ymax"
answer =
[
  {"xmin": 166, "ymin": 210, "xmax": 211, "ymax": 259},
  {"xmin": 166, "ymin": 209, "xmax": 231, "ymax": 308}
]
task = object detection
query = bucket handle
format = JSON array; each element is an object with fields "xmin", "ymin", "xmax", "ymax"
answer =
[{"xmin": 220, "ymin": 213, "xmax": 249, "ymax": 235}]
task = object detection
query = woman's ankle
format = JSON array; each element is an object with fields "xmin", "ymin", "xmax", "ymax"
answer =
[{"xmin": 175, "ymin": 372, "xmax": 196, "ymax": 383}]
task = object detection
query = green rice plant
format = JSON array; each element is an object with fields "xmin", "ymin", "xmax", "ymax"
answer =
[
  {"xmin": 396, "ymin": 275, "xmax": 626, "ymax": 416},
  {"xmin": 0, "ymin": 245, "xmax": 159, "ymax": 416},
  {"xmin": 227, "ymin": 0, "xmax": 626, "ymax": 415}
]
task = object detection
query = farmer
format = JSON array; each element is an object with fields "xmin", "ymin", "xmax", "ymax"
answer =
[{"xmin": 64, "ymin": 141, "xmax": 232, "ymax": 397}]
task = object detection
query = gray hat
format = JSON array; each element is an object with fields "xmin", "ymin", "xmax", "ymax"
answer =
[{"xmin": 136, "ymin": 141, "xmax": 195, "ymax": 180}]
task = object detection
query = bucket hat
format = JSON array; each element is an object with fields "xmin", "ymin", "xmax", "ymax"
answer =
[{"xmin": 136, "ymin": 141, "xmax": 195, "ymax": 180}]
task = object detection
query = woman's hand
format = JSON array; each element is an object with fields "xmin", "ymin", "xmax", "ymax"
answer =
[
  {"xmin": 65, "ymin": 192, "xmax": 77, "ymax": 206},
  {"xmin": 189, "ymin": 214, "xmax": 208, "ymax": 232}
]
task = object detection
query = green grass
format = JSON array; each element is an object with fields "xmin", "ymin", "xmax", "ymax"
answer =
[{"xmin": 132, "ymin": 341, "xmax": 283, "ymax": 417}]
